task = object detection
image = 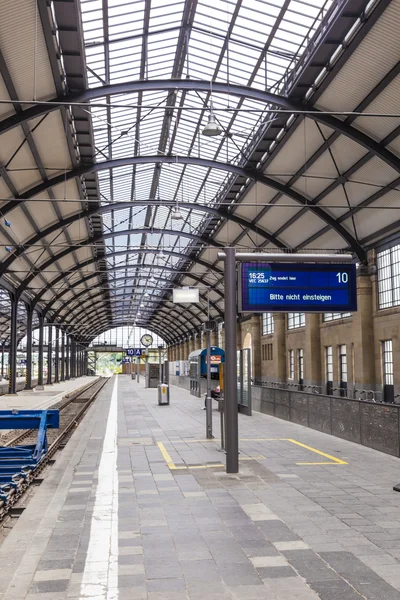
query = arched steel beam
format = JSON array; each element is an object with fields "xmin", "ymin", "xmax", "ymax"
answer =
[
  {"xmin": 83, "ymin": 319, "xmax": 173, "ymax": 344},
  {"xmin": 31, "ymin": 249, "xmax": 222, "ymax": 307},
  {"xmin": 72, "ymin": 309, "xmax": 190, "ymax": 342},
  {"xmin": 46, "ymin": 273, "xmax": 222, "ymax": 320},
  {"xmin": 0, "ymin": 202, "xmax": 286, "ymax": 274},
  {"xmin": 1, "ymin": 79, "xmax": 399, "ymax": 180},
  {"xmin": 51, "ymin": 277, "xmax": 220, "ymax": 324},
  {"xmin": 86, "ymin": 321, "xmax": 173, "ymax": 344},
  {"xmin": 2, "ymin": 226, "xmax": 221, "ymax": 279},
  {"xmin": 83, "ymin": 318, "xmax": 175, "ymax": 345},
  {"xmin": 17, "ymin": 230, "xmax": 223, "ymax": 296},
  {"xmin": 66, "ymin": 311, "xmax": 179, "ymax": 344},
  {"xmin": 2, "ymin": 157, "xmax": 365, "ymax": 262},
  {"xmin": 62, "ymin": 296, "xmax": 202, "ymax": 334}
]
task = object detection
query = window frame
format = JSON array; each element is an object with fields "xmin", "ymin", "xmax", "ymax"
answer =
[
  {"xmin": 262, "ymin": 312, "xmax": 274, "ymax": 335},
  {"xmin": 288, "ymin": 313, "xmax": 305, "ymax": 329}
]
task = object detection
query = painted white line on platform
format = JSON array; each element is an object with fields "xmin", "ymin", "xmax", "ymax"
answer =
[{"xmin": 80, "ymin": 376, "xmax": 119, "ymax": 600}]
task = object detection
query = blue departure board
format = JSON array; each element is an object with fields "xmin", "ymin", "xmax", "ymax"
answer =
[{"xmin": 239, "ymin": 262, "xmax": 357, "ymax": 313}]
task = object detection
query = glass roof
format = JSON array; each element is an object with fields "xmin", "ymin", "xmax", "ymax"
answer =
[{"xmin": 79, "ymin": 0, "xmax": 333, "ymax": 326}]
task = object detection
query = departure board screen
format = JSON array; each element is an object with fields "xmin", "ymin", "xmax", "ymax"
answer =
[{"xmin": 239, "ymin": 262, "xmax": 357, "ymax": 313}]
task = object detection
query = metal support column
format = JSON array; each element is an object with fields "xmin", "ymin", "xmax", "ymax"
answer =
[
  {"xmin": 55, "ymin": 327, "xmax": 60, "ymax": 383},
  {"xmin": 25, "ymin": 303, "xmax": 33, "ymax": 390},
  {"xmin": 1, "ymin": 344, "xmax": 4, "ymax": 380},
  {"xmin": 84, "ymin": 348, "xmax": 88, "ymax": 376},
  {"xmin": 61, "ymin": 331, "xmax": 65, "ymax": 381},
  {"xmin": 47, "ymin": 324, "xmax": 53, "ymax": 385},
  {"xmin": 205, "ymin": 328, "xmax": 213, "ymax": 439},
  {"xmin": 8, "ymin": 293, "xmax": 18, "ymax": 395},
  {"xmin": 66, "ymin": 335, "xmax": 70, "ymax": 380},
  {"xmin": 223, "ymin": 248, "xmax": 239, "ymax": 473},
  {"xmin": 38, "ymin": 313, "xmax": 44, "ymax": 389},
  {"xmin": 71, "ymin": 338, "xmax": 76, "ymax": 379}
]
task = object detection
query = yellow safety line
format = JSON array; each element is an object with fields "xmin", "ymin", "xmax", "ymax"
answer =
[
  {"xmin": 168, "ymin": 438, "xmax": 282, "ymax": 444},
  {"xmin": 286, "ymin": 438, "xmax": 347, "ymax": 465},
  {"xmin": 158, "ymin": 438, "xmax": 346, "ymax": 470},
  {"xmin": 156, "ymin": 442, "xmax": 176, "ymax": 469}
]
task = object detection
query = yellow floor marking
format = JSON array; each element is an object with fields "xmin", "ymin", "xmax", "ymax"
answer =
[
  {"xmin": 156, "ymin": 442, "xmax": 176, "ymax": 469},
  {"xmin": 158, "ymin": 438, "xmax": 347, "ymax": 470},
  {"xmin": 168, "ymin": 438, "xmax": 282, "ymax": 444},
  {"xmin": 286, "ymin": 438, "xmax": 347, "ymax": 465},
  {"xmin": 296, "ymin": 462, "xmax": 341, "ymax": 465}
]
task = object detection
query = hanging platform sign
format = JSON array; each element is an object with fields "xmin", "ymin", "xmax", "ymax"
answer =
[
  {"xmin": 239, "ymin": 262, "xmax": 357, "ymax": 313},
  {"xmin": 125, "ymin": 348, "xmax": 144, "ymax": 357}
]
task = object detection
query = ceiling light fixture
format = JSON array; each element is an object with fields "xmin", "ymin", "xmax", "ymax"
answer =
[
  {"xmin": 202, "ymin": 98, "xmax": 222, "ymax": 137},
  {"xmin": 171, "ymin": 206, "xmax": 184, "ymax": 220}
]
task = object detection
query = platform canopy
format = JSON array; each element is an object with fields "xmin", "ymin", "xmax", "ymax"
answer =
[{"xmin": 0, "ymin": 0, "xmax": 399, "ymax": 344}]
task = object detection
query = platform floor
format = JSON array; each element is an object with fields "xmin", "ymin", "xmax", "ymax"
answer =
[
  {"xmin": 0, "ymin": 376, "xmax": 100, "ymax": 411},
  {"xmin": 2, "ymin": 376, "xmax": 400, "ymax": 600}
]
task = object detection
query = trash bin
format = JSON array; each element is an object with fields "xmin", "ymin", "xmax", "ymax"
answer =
[
  {"xmin": 131, "ymin": 373, "xmax": 136, "ymax": 381},
  {"xmin": 158, "ymin": 383, "xmax": 170, "ymax": 405}
]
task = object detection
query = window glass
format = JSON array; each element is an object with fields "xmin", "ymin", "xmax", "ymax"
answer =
[
  {"xmin": 377, "ymin": 245, "xmax": 400, "ymax": 309},
  {"xmin": 326, "ymin": 346, "xmax": 333, "ymax": 381},
  {"xmin": 288, "ymin": 349, "xmax": 294, "ymax": 379},
  {"xmin": 262, "ymin": 313, "xmax": 274, "ymax": 335},
  {"xmin": 382, "ymin": 340, "xmax": 393, "ymax": 385},
  {"xmin": 323, "ymin": 313, "xmax": 351, "ymax": 321},
  {"xmin": 288, "ymin": 313, "xmax": 305, "ymax": 329}
]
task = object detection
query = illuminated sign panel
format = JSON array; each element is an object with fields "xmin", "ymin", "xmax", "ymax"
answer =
[{"xmin": 239, "ymin": 262, "xmax": 357, "ymax": 313}]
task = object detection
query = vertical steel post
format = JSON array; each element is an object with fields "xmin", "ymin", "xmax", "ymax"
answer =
[
  {"xmin": 145, "ymin": 351, "xmax": 149, "ymax": 387},
  {"xmin": 77, "ymin": 346, "xmax": 80, "ymax": 377},
  {"xmin": 1, "ymin": 344, "xmax": 4, "ymax": 380},
  {"xmin": 159, "ymin": 347, "xmax": 162, "ymax": 383},
  {"xmin": 8, "ymin": 293, "xmax": 18, "ymax": 395},
  {"xmin": 38, "ymin": 313, "xmax": 44, "ymax": 388},
  {"xmin": 61, "ymin": 331, "xmax": 65, "ymax": 381},
  {"xmin": 47, "ymin": 324, "xmax": 53, "ymax": 384},
  {"xmin": 25, "ymin": 303, "xmax": 33, "ymax": 390},
  {"xmin": 206, "ymin": 328, "xmax": 213, "ymax": 439},
  {"xmin": 224, "ymin": 248, "xmax": 239, "ymax": 473},
  {"xmin": 137, "ymin": 356, "xmax": 140, "ymax": 383},
  {"xmin": 66, "ymin": 335, "xmax": 70, "ymax": 380},
  {"xmin": 55, "ymin": 327, "xmax": 60, "ymax": 383},
  {"xmin": 71, "ymin": 337, "xmax": 76, "ymax": 378}
]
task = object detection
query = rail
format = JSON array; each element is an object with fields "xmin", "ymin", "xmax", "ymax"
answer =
[{"xmin": 0, "ymin": 377, "xmax": 108, "ymax": 520}]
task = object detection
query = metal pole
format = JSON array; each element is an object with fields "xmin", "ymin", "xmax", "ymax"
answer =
[
  {"xmin": 159, "ymin": 347, "xmax": 162, "ymax": 383},
  {"xmin": 8, "ymin": 294, "xmax": 18, "ymax": 395},
  {"xmin": 47, "ymin": 324, "xmax": 53, "ymax": 385},
  {"xmin": 145, "ymin": 351, "xmax": 149, "ymax": 387},
  {"xmin": 205, "ymin": 328, "xmax": 213, "ymax": 439},
  {"xmin": 1, "ymin": 344, "xmax": 4, "ymax": 379},
  {"xmin": 61, "ymin": 331, "xmax": 65, "ymax": 381},
  {"xmin": 71, "ymin": 337, "xmax": 76, "ymax": 378},
  {"xmin": 25, "ymin": 304, "xmax": 33, "ymax": 390},
  {"xmin": 38, "ymin": 314, "xmax": 44, "ymax": 388},
  {"xmin": 137, "ymin": 357, "xmax": 140, "ymax": 383},
  {"xmin": 66, "ymin": 335, "xmax": 70, "ymax": 380},
  {"xmin": 55, "ymin": 327, "xmax": 60, "ymax": 383},
  {"xmin": 224, "ymin": 247, "xmax": 239, "ymax": 473}
]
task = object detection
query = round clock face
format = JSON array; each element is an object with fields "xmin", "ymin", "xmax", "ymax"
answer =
[{"xmin": 141, "ymin": 334, "xmax": 153, "ymax": 347}]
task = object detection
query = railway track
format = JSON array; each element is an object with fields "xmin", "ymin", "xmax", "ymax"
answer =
[{"xmin": 0, "ymin": 377, "xmax": 108, "ymax": 521}]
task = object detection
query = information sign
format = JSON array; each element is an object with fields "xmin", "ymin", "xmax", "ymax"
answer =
[
  {"xmin": 126, "ymin": 348, "xmax": 143, "ymax": 357},
  {"xmin": 239, "ymin": 262, "xmax": 357, "ymax": 313}
]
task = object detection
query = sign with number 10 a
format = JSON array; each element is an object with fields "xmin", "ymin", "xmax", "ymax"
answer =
[{"xmin": 126, "ymin": 348, "xmax": 143, "ymax": 357}]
